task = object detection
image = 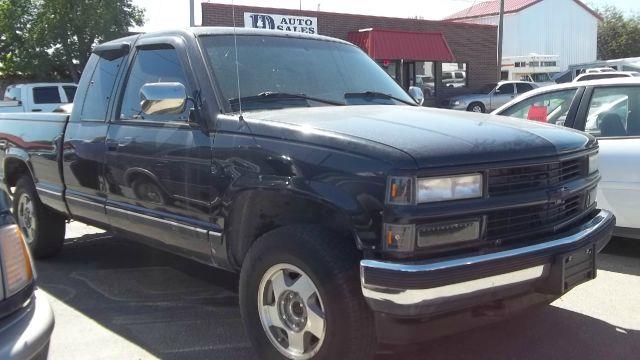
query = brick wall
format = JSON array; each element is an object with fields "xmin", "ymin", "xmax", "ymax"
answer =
[{"xmin": 202, "ymin": 3, "xmax": 498, "ymax": 101}]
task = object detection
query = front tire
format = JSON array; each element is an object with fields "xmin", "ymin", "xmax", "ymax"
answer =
[
  {"xmin": 13, "ymin": 177, "xmax": 66, "ymax": 259},
  {"xmin": 239, "ymin": 226, "xmax": 376, "ymax": 360},
  {"xmin": 467, "ymin": 102, "xmax": 486, "ymax": 113}
]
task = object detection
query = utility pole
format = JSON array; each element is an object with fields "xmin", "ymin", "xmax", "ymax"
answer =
[
  {"xmin": 300, "ymin": 0, "xmax": 302, "ymax": 10},
  {"xmin": 497, "ymin": 0, "xmax": 505, "ymax": 81},
  {"xmin": 190, "ymin": 0, "xmax": 196, "ymax": 27}
]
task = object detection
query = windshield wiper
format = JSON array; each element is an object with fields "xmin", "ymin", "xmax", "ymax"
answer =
[
  {"xmin": 345, "ymin": 91, "xmax": 417, "ymax": 106},
  {"xmin": 229, "ymin": 92, "xmax": 345, "ymax": 107}
]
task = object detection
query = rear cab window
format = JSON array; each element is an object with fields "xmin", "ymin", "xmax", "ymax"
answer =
[{"xmin": 33, "ymin": 86, "xmax": 62, "ymax": 104}]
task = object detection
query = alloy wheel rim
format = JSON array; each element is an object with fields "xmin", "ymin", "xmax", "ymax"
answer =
[
  {"xmin": 258, "ymin": 263, "xmax": 326, "ymax": 360},
  {"xmin": 472, "ymin": 105, "xmax": 483, "ymax": 112},
  {"xmin": 17, "ymin": 193, "xmax": 36, "ymax": 244}
]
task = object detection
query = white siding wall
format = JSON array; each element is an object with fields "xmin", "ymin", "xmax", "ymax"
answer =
[{"xmin": 454, "ymin": 0, "xmax": 598, "ymax": 70}]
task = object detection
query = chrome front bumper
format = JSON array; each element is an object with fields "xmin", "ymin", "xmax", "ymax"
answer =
[{"xmin": 360, "ymin": 210, "xmax": 615, "ymax": 317}]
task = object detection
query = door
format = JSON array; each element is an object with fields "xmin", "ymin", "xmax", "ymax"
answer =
[
  {"xmin": 402, "ymin": 62, "xmax": 416, "ymax": 90},
  {"xmin": 104, "ymin": 41, "xmax": 215, "ymax": 261},
  {"xmin": 490, "ymin": 83, "xmax": 515, "ymax": 111},
  {"xmin": 62, "ymin": 53, "xmax": 126, "ymax": 225},
  {"xmin": 574, "ymin": 85, "xmax": 640, "ymax": 231}
]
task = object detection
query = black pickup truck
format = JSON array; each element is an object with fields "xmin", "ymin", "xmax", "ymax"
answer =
[{"xmin": 0, "ymin": 28, "xmax": 615, "ymax": 359}]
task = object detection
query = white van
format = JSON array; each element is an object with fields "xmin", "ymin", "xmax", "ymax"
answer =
[{"xmin": 1, "ymin": 83, "xmax": 77, "ymax": 113}]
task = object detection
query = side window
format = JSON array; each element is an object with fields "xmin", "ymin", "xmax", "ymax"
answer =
[
  {"xmin": 81, "ymin": 55, "xmax": 124, "ymax": 121},
  {"xmin": 516, "ymin": 83, "xmax": 534, "ymax": 94},
  {"xmin": 63, "ymin": 86, "xmax": 77, "ymax": 103},
  {"xmin": 4, "ymin": 86, "xmax": 21, "ymax": 101},
  {"xmin": 499, "ymin": 89, "xmax": 578, "ymax": 125},
  {"xmin": 119, "ymin": 47, "xmax": 189, "ymax": 122},
  {"xmin": 495, "ymin": 83, "xmax": 514, "ymax": 95},
  {"xmin": 584, "ymin": 87, "xmax": 640, "ymax": 138},
  {"xmin": 33, "ymin": 86, "xmax": 61, "ymax": 104}
]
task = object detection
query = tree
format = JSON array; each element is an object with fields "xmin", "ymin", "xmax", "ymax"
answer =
[
  {"xmin": 0, "ymin": 0, "xmax": 144, "ymax": 82},
  {"xmin": 597, "ymin": 5, "xmax": 640, "ymax": 60}
]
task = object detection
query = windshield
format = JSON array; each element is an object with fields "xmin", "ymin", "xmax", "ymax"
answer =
[
  {"xmin": 199, "ymin": 35, "xmax": 415, "ymax": 112},
  {"xmin": 530, "ymin": 73, "xmax": 552, "ymax": 82}
]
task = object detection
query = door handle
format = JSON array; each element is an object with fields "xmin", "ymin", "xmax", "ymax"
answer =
[
  {"xmin": 32, "ymin": 109, "xmax": 42, "ymax": 112},
  {"xmin": 106, "ymin": 140, "xmax": 119, "ymax": 152},
  {"xmin": 106, "ymin": 137, "xmax": 133, "ymax": 152}
]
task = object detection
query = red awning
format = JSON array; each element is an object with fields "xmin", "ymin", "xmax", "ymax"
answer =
[{"xmin": 348, "ymin": 29, "xmax": 455, "ymax": 62}]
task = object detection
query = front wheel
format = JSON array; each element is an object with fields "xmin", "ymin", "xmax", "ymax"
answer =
[
  {"xmin": 467, "ymin": 102, "xmax": 486, "ymax": 113},
  {"xmin": 239, "ymin": 226, "xmax": 376, "ymax": 360}
]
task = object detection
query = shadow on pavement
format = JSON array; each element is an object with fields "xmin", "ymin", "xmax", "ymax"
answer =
[
  {"xmin": 599, "ymin": 237, "xmax": 640, "ymax": 276},
  {"xmin": 35, "ymin": 228, "xmax": 640, "ymax": 360}
]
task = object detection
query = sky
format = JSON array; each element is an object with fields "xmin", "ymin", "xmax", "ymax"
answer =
[{"xmin": 131, "ymin": 0, "xmax": 640, "ymax": 33}]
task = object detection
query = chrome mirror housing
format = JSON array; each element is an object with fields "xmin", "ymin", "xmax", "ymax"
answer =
[
  {"xmin": 408, "ymin": 86, "xmax": 425, "ymax": 106},
  {"xmin": 139, "ymin": 82, "xmax": 187, "ymax": 115}
]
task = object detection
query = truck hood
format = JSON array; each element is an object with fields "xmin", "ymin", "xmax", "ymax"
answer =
[{"xmin": 244, "ymin": 105, "xmax": 596, "ymax": 169}]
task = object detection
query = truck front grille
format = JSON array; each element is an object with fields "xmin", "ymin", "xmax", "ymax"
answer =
[
  {"xmin": 488, "ymin": 157, "xmax": 586, "ymax": 196},
  {"xmin": 486, "ymin": 194, "xmax": 586, "ymax": 242}
]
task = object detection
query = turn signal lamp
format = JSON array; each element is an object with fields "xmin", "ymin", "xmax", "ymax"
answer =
[{"xmin": 0, "ymin": 225, "xmax": 34, "ymax": 298}]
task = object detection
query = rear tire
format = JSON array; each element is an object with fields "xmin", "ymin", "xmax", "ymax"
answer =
[
  {"xmin": 13, "ymin": 177, "xmax": 66, "ymax": 259},
  {"xmin": 467, "ymin": 102, "xmax": 486, "ymax": 113},
  {"xmin": 239, "ymin": 226, "xmax": 376, "ymax": 360}
]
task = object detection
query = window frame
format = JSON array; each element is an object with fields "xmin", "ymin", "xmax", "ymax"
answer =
[
  {"xmin": 114, "ymin": 38, "xmax": 197, "ymax": 127},
  {"xmin": 574, "ymin": 84, "xmax": 640, "ymax": 139}
]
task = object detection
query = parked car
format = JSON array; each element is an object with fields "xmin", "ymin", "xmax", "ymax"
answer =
[
  {"xmin": 494, "ymin": 78, "xmax": 639, "ymax": 240},
  {"xmin": 1, "ymin": 83, "xmax": 77, "ymax": 113},
  {"xmin": 573, "ymin": 71, "xmax": 640, "ymax": 82},
  {"xmin": 446, "ymin": 81, "xmax": 539, "ymax": 113},
  {"xmin": 0, "ymin": 28, "xmax": 614, "ymax": 359},
  {"xmin": 0, "ymin": 190, "xmax": 54, "ymax": 359}
]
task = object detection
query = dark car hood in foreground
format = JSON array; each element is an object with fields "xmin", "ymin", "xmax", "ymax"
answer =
[{"xmin": 244, "ymin": 105, "xmax": 596, "ymax": 169}]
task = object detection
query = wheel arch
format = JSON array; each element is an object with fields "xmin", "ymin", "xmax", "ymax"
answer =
[
  {"xmin": 225, "ymin": 187, "xmax": 373, "ymax": 270},
  {"xmin": 3, "ymin": 154, "xmax": 36, "ymax": 192}
]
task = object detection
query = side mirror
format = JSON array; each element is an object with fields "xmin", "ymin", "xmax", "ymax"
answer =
[
  {"xmin": 139, "ymin": 82, "xmax": 187, "ymax": 116},
  {"xmin": 408, "ymin": 86, "xmax": 425, "ymax": 106}
]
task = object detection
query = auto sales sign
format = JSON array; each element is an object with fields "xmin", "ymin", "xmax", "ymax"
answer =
[{"xmin": 244, "ymin": 12, "xmax": 318, "ymax": 34}]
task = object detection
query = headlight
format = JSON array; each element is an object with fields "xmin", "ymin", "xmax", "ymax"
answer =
[
  {"xmin": 0, "ymin": 225, "xmax": 34, "ymax": 298},
  {"xmin": 453, "ymin": 100, "xmax": 463, "ymax": 106},
  {"xmin": 589, "ymin": 153, "xmax": 599, "ymax": 174},
  {"xmin": 417, "ymin": 219, "xmax": 481, "ymax": 248},
  {"xmin": 417, "ymin": 174, "xmax": 483, "ymax": 203}
]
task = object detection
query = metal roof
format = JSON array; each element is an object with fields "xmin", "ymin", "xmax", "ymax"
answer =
[
  {"xmin": 445, "ymin": 0, "xmax": 602, "ymax": 21},
  {"xmin": 347, "ymin": 29, "xmax": 455, "ymax": 61}
]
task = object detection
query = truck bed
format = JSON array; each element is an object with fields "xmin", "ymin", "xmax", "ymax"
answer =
[{"xmin": 0, "ymin": 112, "xmax": 69, "ymax": 214}]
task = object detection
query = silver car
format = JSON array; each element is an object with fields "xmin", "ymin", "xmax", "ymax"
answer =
[{"xmin": 446, "ymin": 81, "xmax": 539, "ymax": 113}]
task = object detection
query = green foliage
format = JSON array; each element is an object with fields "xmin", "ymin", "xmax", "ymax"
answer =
[
  {"xmin": 597, "ymin": 5, "xmax": 640, "ymax": 60},
  {"xmin": 0, "ymin": 0, "xmax": 144, "ymax": 82}
]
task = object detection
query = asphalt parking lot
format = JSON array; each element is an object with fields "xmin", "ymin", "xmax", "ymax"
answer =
[{"xmin": 36, "ymin": 222, "xmax": 640, "ymax": 360}]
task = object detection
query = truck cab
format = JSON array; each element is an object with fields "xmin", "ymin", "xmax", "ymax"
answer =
[{"xmin": 1, "ymin": 83, "xmax": 77, "ymax": 113}]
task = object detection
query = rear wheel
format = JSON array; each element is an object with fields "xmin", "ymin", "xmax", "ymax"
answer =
[
  {"xmin": 13, "ymin": 177, "xmax": 66, "ymax": 259},
  {"xmin": 467, "ymin": 102, "xmax": 486, "ymax": 113},
  {"xmin": 239, "ymin": 226, "xmax": 376, "ymax": 360}
]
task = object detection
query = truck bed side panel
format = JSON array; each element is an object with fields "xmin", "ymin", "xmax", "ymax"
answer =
[{"xmin": 0, "ymin": 113, "xmax": 69, "ymax": 215}]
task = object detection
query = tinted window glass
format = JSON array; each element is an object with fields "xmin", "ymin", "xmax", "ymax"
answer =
[
  {"xmin": 81, "ymin": 55, "xmax": 124, "ymax": 120},
  {"xmin": 201, "ymin": 35, "xmax": 414, "ymax": 111},
  {"xmin": 499, "ymin": 89, "xmax": 578, "ymax": 125},
  {"xmin": 496, "ymin": 84, "xmax": 514, "ymax": 94},
  {"xmin": 33, "ymin": 86, "xmax": 61, "ymax": 104},
  {"xmin": 63, "ymin": 86, "xmax": 77, "ymax": 102},
  {"xmin": 584, "ymin": 87, "xmax": 640, "ymax": 137},
  {"xmin": 516, "ymin": 83, "xmax": 534, "ymax": 93},
  {"xmin": 119, "ymin": 47, "xmax": 189, "ymax": 121}
]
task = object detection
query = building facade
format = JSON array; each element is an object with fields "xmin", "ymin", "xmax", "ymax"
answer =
[
  {"xmin": 201, "ymin": 3, "xmax": 498, "ymax": 106},
  {"xmin": 445, "ymin": 0, "xmax": 601, "ymax": 71}
]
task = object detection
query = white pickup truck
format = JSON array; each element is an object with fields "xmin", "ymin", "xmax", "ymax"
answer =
[{"xmin": 1, "ymin": 83, "xmax": 77, "ymax": 113}]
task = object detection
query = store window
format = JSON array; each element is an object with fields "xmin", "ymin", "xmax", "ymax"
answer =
[
  {"xmin": 414, "ymin": 61, "xmax": 435, "ymax": 98},
  {"xmin": 441, "ymin": 62, "xmax": 467, "ymax": 88},
  {"xmin": 377, "ymin": 60, "xmax": 399, "ymax": 84}
]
